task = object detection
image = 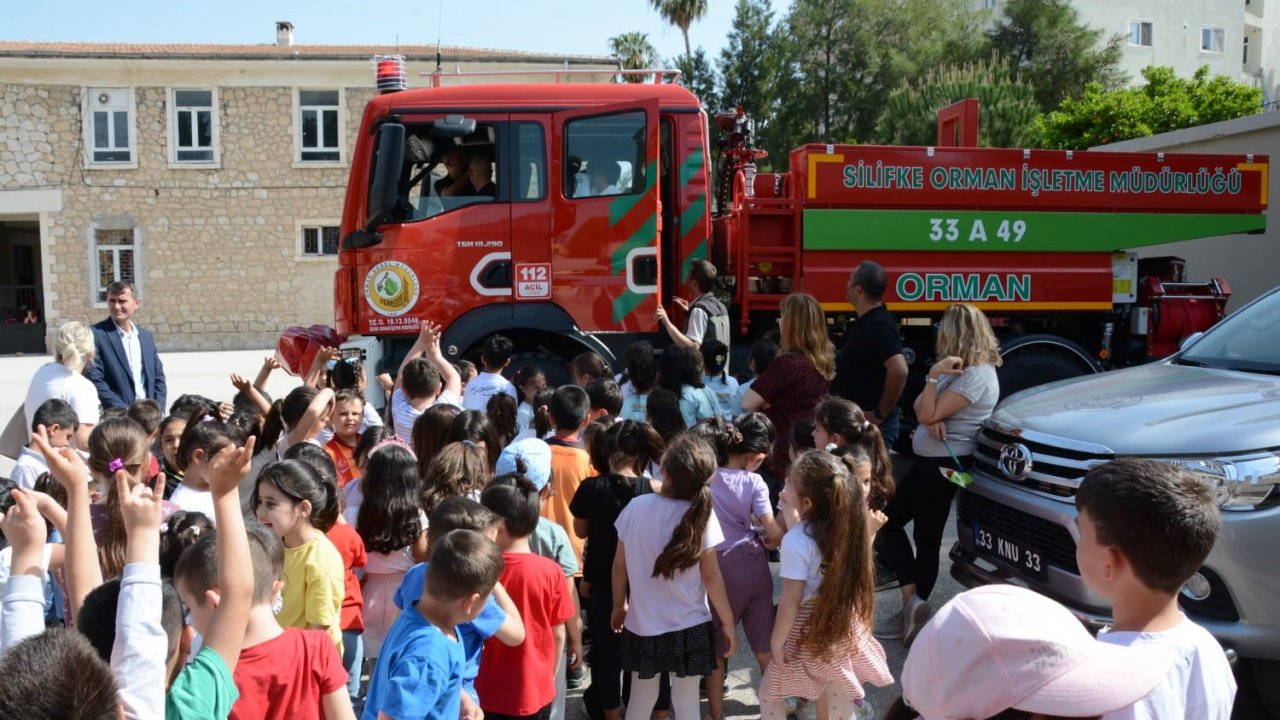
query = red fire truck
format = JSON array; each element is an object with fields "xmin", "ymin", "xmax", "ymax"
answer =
[{"xmin": 318, "ymin": 62, "xmax": 1268, "ymax": 421}]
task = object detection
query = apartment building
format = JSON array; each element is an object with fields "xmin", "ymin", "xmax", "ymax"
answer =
[
  {"xmin": 975, "ymin": 0, "xmax": 1280, "ymax": 104},
  {"xmin": 0, "ymin": 23, "xmax": 612, "ymax": 352}
]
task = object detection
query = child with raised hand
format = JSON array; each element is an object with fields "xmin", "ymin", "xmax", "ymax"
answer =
[
  {"xmin": 513, "ymin": 364, "xmax": 547, "ymax": 434},
  {"xmin": 688, "ymin": 414, "xmax": 782, "ymax": 720},
  {"xmin": 225, "ymin": 523, "xmax": 355, "ymax": 720},
  {"xmin": 252, "ymin": 459, "xmax": 347, "ymax": 652},
  {"xmin": 356, "ymin": 443, "xmax": 429, "ymax": 664},
  {"xmin": 760, "ymin": 450, "xmax": 891, "ymax": 720},
  {"xmin": 570, "ymin": 420, "xmax": 665, "ymax": 720},
  {"xmin": 363, "ymin": 529, "xmax": 505, "ymax": 720},
  {"xmin": 390, "ymin": 320, "xmax": 463, "ymax": 444},
  {"xmin": 611, "ymin": 435, "xmax": 736, "ymax": 720},
  {"xmin": 394, "ymin": 497, "xmax": 526, "ymax": 718},
  {"xmin": 1075, "ymin": 459, "xmax": 1235, "ymax": 719},
  {"xmin": 260, "ymin": 385, "xmax": 337, "ymax": 458},
  {"xmin": 169, "ymin": 436, "xmax": 260, "ymax": 718},
  {"xmin": 813, "ymin": 396, "xmax": 895, "ymax": 511},
  {"xmin": 0, "ymin": 483, "xmax": 120, "ymax": 720}
]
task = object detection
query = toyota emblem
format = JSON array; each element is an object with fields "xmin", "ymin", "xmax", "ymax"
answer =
[{"xmin": 998, "ymin": 443, "xmax": 1034, "ymax": 481}]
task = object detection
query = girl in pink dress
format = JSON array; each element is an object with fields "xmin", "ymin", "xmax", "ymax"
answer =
[{"xmin": 760, "ymin": 450, "xmax": 892, "ymax": 720}]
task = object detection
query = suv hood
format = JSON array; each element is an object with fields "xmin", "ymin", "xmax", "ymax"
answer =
[{"xmin": 991, "ymin": 362, "xmax": 1280, "ymax": 455}]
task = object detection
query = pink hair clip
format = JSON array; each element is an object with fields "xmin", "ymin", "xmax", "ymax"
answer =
[{"xmin": 108, "ymin": 458, "xmax": 125, "ymax": 473}]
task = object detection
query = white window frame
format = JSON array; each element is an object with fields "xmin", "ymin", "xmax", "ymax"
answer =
[
  {"xmin": 296, "ymin": 219, "xmax": 342, "ymax": 260},
  {"xmin": 1201, "ymin": 26, "xmax": 1225, "ymax": 54},
  {"xmin": 1128, "ymin": 19, "xmax": 1153, "ymax": 48},
  {"xmin": 293, "ymin": 88, "xmax": 345, "ymax": 167},
  {"xmin": 981, "ymin": 0, "xmax": 996, "ymax": 9},
  {"xmin": 167, "ymin": 87, "xmax": 221, "ymax": 168},
  {"xmin": 82, "ymin": 87, "xmax": 137, "ymax": 168},
  {"xmin": 88, "ymin": 224, "xmax": 141, "ymax": 307}
]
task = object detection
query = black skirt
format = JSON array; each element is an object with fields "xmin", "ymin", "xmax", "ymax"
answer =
[{"xmin": 619, "ymin": 621, "xmax": 717, "ymax": 679}]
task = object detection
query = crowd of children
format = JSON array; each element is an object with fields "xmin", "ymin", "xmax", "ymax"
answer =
[{"xmin": 0, "ymin": 311, "xmax": 1239, "ymax": 720}]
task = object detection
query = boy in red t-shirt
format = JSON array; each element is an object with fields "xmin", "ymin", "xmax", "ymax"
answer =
[
  {"xmin": 228, "ymin": 523, "xmax": 355, "ymax": 720},
  {"xmin": 326, "ymin": 513, "xmax": 367, "ymax": 707},
  {"xmin": 324, "ymin": 390, "xmax": 364, "ymax": 487},
  {"xmin": 477, "ymin": 472, "xmax": 576, "ymax": 720}
]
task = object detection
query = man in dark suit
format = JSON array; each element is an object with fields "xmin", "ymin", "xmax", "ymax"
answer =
[{"xmin": 86, "ymin": 281, "xmax": 167, "ymax": 410}]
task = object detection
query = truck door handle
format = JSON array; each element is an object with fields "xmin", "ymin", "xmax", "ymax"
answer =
[{"xmin": 626, "ymin": 248, "xmax": 659, "ymax": 294}]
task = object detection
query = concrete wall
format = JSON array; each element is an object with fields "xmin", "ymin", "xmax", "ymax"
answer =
[{"xmin": 1095, "ymin": 112, "xmax": 1280, "ymax": 310}]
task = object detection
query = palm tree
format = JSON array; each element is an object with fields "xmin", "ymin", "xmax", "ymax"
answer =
[
  {"xmin": 609, "ymin": 31, "xmax": 660, "ymax": 82},
  {"xmin": 650, "ymin": 0, "xmax": 709, "ymax": 60}
]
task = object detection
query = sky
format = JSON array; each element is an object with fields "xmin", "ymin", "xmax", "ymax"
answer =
[{"xmin": 4, "ymin": 0, "xmax": 792, "ymax": 64}]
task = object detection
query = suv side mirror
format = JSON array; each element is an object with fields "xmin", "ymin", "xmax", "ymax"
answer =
[{"xmin": 346, "ymin": 122, "xmax": 405, "ymax": 250}]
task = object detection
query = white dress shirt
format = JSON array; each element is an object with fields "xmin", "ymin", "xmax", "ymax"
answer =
[{"xmin": 117, "ymin": 323, "xmax": 146, "ymax": 400}]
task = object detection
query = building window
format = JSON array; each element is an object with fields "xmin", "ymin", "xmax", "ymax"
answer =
[
  {"xmin": 301, "ymin": 224, "xmax": 340, "ymax": 256},
  {"xmin": 93, "ymin": 228, "xmax": 135, "ymax": 303},
  {"xmin": 1129, "ymin": 20, "xmax": 1153, "ymax": 47},
  {"xmin": 1244, "ymin": 36, "xmax": 1250, "ymax": 65},
  {"xmin": 1201, "ymin": 26, "xmax": 1225, "ymax": 53},
  {"xmin": 171, "ymin": 89, "xmax": 217, "ymax": 163},
  {"xmin": 981, "ymin": 0, "xmax": 996, "ymax": 9},
  {"xmin": 86, "ymin": 88, "xmax": 133, "ymax": 164},
  {"xmin": 299, "ymin": 90, "xmax": 341, "ymax": 162}
]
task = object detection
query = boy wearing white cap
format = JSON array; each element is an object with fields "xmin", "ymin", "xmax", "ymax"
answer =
[
  {"xmin": 897, "ymin": 584, "xmax": 1178, "ymax": 719},
  {"xmin": 1075, "ymin": 459, "xmax": 1235, "ymax": 720}
]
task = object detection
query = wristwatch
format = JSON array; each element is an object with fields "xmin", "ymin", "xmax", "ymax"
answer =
[{"xmin": 925, "ymin": 376, "xmax": 941, "ymax": 384}]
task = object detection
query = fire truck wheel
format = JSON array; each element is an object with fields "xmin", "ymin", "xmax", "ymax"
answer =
[{"xmin": 997, "ymin": 344, "xmax": 1094, "ymax": 400}]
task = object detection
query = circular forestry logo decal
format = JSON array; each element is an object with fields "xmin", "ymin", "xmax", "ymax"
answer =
[{"xmin": 365, "ymin": 261, "xmax": 420, "ymax": 317}]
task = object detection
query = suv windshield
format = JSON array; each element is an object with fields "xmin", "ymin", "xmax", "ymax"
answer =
[{"xmin": 1177, "ymin": 288, "xmax": 1280, "ymax": 374}]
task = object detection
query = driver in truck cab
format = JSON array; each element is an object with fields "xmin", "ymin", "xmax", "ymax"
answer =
[{"xmin": 467, "ymin": 153, "xmax": 496, "ymax": 198}]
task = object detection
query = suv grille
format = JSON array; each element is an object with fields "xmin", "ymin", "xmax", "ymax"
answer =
[
  {"xmin": 958, "ymin": 491, "xmax": 1080, "ymax": 574},
  {"xmin": 974, "ymin": 427, "xmax": 1114, "ymax": 498}
]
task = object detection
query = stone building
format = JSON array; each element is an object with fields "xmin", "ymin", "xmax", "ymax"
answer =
[{"xmin": 0, "ymin": 28, "xmax": 612, "ymax": 351}]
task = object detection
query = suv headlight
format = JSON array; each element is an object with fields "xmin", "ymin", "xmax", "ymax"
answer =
[{"xmin": 1163, "ymin": 455, "xmax": 1280, "ymax": 510}]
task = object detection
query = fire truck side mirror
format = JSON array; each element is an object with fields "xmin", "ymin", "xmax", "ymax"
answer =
[{"xmin": 366, "ymin": 122, "xmax": 406, "ymax": 232}]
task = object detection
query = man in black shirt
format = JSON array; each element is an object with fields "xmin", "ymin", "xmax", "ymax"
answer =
[{"xmin": 831, "ymin": 260, "xmax": 908, "ymax": 446}]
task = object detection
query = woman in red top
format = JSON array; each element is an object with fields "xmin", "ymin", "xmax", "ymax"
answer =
[{"xmin": 742, "ymin": 293, "xmax": 835, "ymax": 504}]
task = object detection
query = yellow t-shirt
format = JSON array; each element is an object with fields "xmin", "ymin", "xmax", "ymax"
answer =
[{"xmin": 279, "ymin": 533, "xmax": 346, "ymax": 653}]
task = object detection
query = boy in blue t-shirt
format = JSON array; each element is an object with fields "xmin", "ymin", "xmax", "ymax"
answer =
[
  {"xmin": 393, "ymin": 497, "xmax": 526, "ymax": 713},
  {"xmin": 363, "ymin": 527, "xmax": 507, "ymax": 720}
]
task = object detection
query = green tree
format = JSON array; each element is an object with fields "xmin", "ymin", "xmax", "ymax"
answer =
[
  {"xmin": 877, "ymin": 54, "xmax": 1042, "ymax": 148},
  {"xmin": 767, "ymin": 0, "xmax": 984, "ymax": 156},
  {"xmin": 650, "ymin": 0, "xmax": 708, "ymax": 60},
  {"xmin": 1041, "ymin": 65, "xmax": 1262, "ymax": 149},
  {"xmin": 609, "ymin": 31, "xmax": 660, "ymax": 83},
  {"xmin": 987, "ymin": 0, "xmax": 1124, "ymax": 111},
  {"xmin": 672, "ymin": 47, "xmax": 719, "ymax": 110},
  {"xmin": 718, "ymin": 0, "xmax": 776, "ymax": 115}
]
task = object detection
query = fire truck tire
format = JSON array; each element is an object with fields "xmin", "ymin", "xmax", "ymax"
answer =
[{"xmin": 997, "ymin": 338, "xmax": 1097, "ymax": 400}]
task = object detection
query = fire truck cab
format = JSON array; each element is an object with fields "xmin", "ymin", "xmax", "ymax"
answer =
[{"xmin": 335, "ymin": 75, "xmax": 712, "ymax": 385}]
